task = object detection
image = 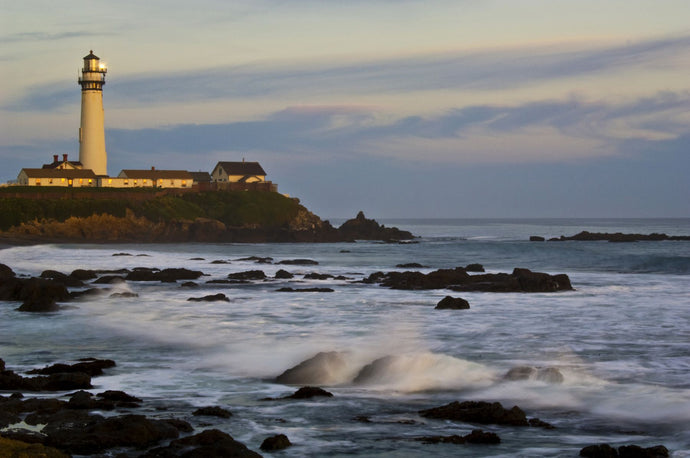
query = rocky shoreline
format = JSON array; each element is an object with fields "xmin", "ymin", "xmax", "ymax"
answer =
[
  {"xmin": 0, "ymin": 252, "xmax": 674, "ymax": 456},
  {"xmin": 0, "ymin": 355, "xmax": 670, "ymax": 457},
  {"xmin": 0, "ymin": 211, "xmax": 414, "ymax": 245}
]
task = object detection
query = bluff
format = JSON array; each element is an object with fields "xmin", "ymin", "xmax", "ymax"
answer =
[{"xmin": 0, "ymin": 189, "xmax": 413, "ymax": 243}]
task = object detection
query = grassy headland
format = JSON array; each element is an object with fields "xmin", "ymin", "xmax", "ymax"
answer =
[{"xmin": 0, "ymin": 187, "xmax": 413, "ymax": 243}]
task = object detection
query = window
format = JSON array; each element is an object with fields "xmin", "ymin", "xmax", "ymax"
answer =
[
  {"xmin": 182, "ymin": 180, "xmax": 187, "ymax": 187},
  {"xmin": 61, "ymin": 178, "xmax": 65, "ymax": 183},
  {"xmin": 49, "ymin": 179, "xmax": 53, "ymax": 184},
  {"xmin": 108, "ymin": 178, "xmax": 113, "ymax": 184},
  {"xmin": 36, "ymin": 179, "xmax": 41, "ymax": 185},
  {"xmin": 88, "ymin": 179, "xmax": 93, "ymax": 184},
  {"xmin": 79, "ymin": 179, "xmax": 83, "ymax": 184}
]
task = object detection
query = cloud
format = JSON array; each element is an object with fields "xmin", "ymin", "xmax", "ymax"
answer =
[
  {"xmin": 2, "ymin": 31, "xmax": 101, "ymax": 43},
  {"xmin": 96, "ymin": 91, "xmax": 690, "ymax": 170},
  {"xmin": 7, "ymin": 34, "xmax": 690, "ymax": 113}
]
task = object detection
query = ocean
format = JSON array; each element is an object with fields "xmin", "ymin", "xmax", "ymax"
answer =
[{"xmin": 1, "ymin": 218, "xmax": 689, "ymax": 457}]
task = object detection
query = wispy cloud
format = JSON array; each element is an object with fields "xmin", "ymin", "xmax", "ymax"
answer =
[
  {"xmin": 7, "ymin": 34, "xmax": 690, "ymax": 113},
  {"xmin": 2, "ymin": 31, "xmax": 101, "ymax": 43},
  {"xmin": 101, "ymin": 91, "xmax": 690, "ymax": 167}
]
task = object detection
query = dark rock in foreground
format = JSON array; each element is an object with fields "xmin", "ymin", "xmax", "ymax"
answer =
[
  {"xmin": 365, "ymin": 267, "xmax": 572, "ymax": 292},
  {"xmin": 261, "ymin": 433, "xmax": 292, "ymax": 451},
  {"xmin": 142, "ymin": 429, "xmax": 262, "ymax": 458},
  {"xmin": 580, "ymin": 443, "xmax": 669, "ymax": 457},
  {"xmin": 435, "ymin": 296, "xmax": 470, "ymax": 310},
  {"xmin": 419, "ymin": 400, "xmax": 529, "ymax": 426}
]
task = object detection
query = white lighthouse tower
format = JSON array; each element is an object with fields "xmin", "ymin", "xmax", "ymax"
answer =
[{"xmin": 78, "ymin": 50, "xmax": 108, "ymax": 176}]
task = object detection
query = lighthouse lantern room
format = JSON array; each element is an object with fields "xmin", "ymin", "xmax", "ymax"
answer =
[{"xmin": 78, "ymin": 50, "xmax": 108, "ymax": 176}]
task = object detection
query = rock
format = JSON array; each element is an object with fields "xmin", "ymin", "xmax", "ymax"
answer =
[
  {"xmin": 396, "ymin": 263, "xmax": 426, "ymax": 268},
  {"xmin": 580, "ymin": 444, "xmax": 619, "ymax": 458},
  {"xmin": 141, "ymin": 429, "xmax": 262, "ymax": 458},
  {"xmin": 110, "ymin": 292, "xmax": 138, "ymax": 298},
  {"xmin": 40, "ymin": 270, "xmax": 85, "ymax": 287},
  {"xmin": 278, "ymin": 259, "xmax": 319, "ymax": 265},
  {"xmin": 435, "ymin": 296, "xmax": 470, "ymax": 310},
  {"xmin": 366, "ymin": 266, "xmax": 572, "ymax": 292},
  {"xmin": 337, "ymin": 211, "xmax": 414, "ymax": 241},
  {"xmin": 180, "ymin": 281, "xmax": 198, "ymax": 288},
  {"xmin": 187, "ymin": 293, "xmax": 230, "ymax": 302},
  {"xmin": 419, "ymin": 400, "xmax": 529, "ymax": 426},
  {"xmin": 96, "ymin": 390, "xmax": 142, "ymax": 404},
  {"xmin": 303, "ymin": 272, "xmax": 333, "ymax": 280},
  {"xmin": 28, "ymin": 358, "xmax": 115, "ymax": 377},
  {"xmin": 67, "ymin": 390, "xmax": 115, "ymax": 410},
  {"xmin": 416, "ymin": 429, "xmax": 500, "ymax": 445},
  {"xmin": 260, "ymin": 433, "xmax": 292, "ymax": 451},
  {"xmin": 93, "ymin": 275, "xmax": 126, "ymax": 284},
  {"xmin": 619, "ymin": 445, "xmax": 669, "ymax": 458},
  {"xmin": 237, "ymin": 256, "xmax": 273, "ymax": 263},
  {"xmin": 465, "ymin": 263, "xmax": 485, "ymax": 272},
  {"xmin": 285, "ymin": 386, "xmax": 334, "ymax": 399},
  {"xmin": 112, "ymin": 252, "xmax": 132, "ymax": 256},
  {"xmin": 227, "ymin": 270, "xmax": 267, "ymax": 280},
  {"xmin": 464, "ymin": 429, "xmax": 501, "ymax": 444},
  {"xmin": 275, "ymin": 269, "xmax": 294, "ymax": 279},
  {"xmin": 211, "ymin": 259, "xmax": 231, "ymax": 264},
  {"xmin": 192, "ymin": 406, "xmax": 232, "ymax": 418},
  {"xmin": 15, "ymin": 278, "xmax": 71, "ymax": 312},
  {"xmin": 276, "ymin": 287, "xmax": 334, "ymax": 293},
  {"xmin": 189, "ymin": 257, "xmax": 205, "ymax": 261},
  {"xmin": 560, "ymin": 231, "xmax": 689, "ymax": 242},
  {"xmin": 0, "ymin": 436, "xmax": 69, "ymax": 458},
  {"xmin": 528, "ymin": 417, "xmax": 556, "ymax": 429},
  {"xmin": 530, "ymin": 236, "xmax": 545, "ymax": 241},
  {"xmin": 42, "ymin": 413, "xmax": 181, "ymax": 455},
  {"xmin": 276, "ymin": 351, "xmax": 347, "ymax": 385},
  {"xmin": 126, "ymin": 268, "xmax": 204, "ymax": 282},
  {"xmin": 0, "ymin": 263, "xmax": 15, "ymax": 278}
]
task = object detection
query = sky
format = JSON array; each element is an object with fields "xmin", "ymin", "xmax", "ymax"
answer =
[{"xmin": 1, "ymin": 0, "xmax": 689, "ymax": 219}]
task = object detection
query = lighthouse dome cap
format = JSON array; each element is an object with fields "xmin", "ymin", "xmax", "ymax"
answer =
[{"xmin": 84, "ymin": 50, "xmax": 100, "ymax": 60}]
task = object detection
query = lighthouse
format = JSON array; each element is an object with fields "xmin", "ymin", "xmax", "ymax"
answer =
[{"xmin": 78, "ymin": 50, "xmax": 108, "ymax": 176}]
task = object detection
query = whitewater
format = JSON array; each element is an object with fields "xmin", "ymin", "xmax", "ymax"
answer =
[{"xmin": 1, "ymin": 218, "xmax": 688, "ymax": 457}]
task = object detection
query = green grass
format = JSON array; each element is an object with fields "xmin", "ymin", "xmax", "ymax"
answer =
[{"xmin": 0, "ymin": 190, "xmax": 300, "ymax": 231}]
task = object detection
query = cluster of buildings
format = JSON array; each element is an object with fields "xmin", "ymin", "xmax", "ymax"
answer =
[{"xmin": 15, "ymin": 51, "xmax": 274, "ymax": 192}]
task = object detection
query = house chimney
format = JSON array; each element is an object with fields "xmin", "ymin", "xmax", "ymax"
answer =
[
  {"xmin": 151, "ymin": 166, "xmax": 155, "ymax": 171},
  {"xmin": 63, "ymin": 154, "xmax": 68, "ymax": 162},
  {"xmin": 53, "ymin": 154, "xmax": 59, "ymax": 163}
]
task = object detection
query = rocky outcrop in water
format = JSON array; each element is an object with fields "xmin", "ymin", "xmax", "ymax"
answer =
[
  {"xmin": 435, "ymin": 296, "xmax": 470, "ymax": 310},
  {"xmin": 537, "ymin": 231, "xmax": 690, "ymax": 242},
  {"xmin": 364, "ymin": 267, "xmax": 572, "ymax": 292},
  {"xmin": 419, "ymin": 400, "xmax": 530, "ymax": 426}
]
